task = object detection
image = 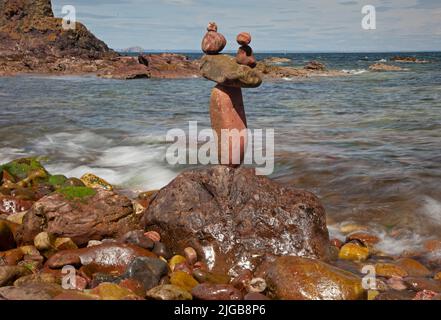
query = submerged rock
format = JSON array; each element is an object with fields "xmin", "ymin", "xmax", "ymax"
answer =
[
  {"xmin": 18, "ymin": 188, "xmax": 139, "ymax": 246},
  {"xmin": 262, "ymin": 256, "xmax": 365, "ymax": 300},
  {"xmin": 369, "ymin": 63, "xmax": 404, "ymax": 72},
  {"xmin": 142, "ymin": 166, "xmax": 330, "ymax": 274}
]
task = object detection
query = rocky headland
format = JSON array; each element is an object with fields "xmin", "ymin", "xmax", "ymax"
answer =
[
  {"xmin": 0, "ymin": 0, "xmax": 348, "ymax": 80},
  {"xmin": 2, "ymin": 157, "xmax": 441, "ymax": 300}
]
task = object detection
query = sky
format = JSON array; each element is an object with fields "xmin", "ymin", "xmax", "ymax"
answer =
[{"xmin": 52, "ymin": 0, "xmax": 441, "ymax": 52}]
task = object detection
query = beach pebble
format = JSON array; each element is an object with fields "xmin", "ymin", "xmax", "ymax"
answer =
[
  {"xmin": 236, "ymin": 45, "xmax": 257, "ymax": 68},
  {"xmin": 387, "ymin": 276, "xmax": 408, "ymax": 291},
  {"xmin": 367, "ymin": 290, "xmax": 380, "ymax": 300},
  {"xmin": 192, "ymin": 269, "xmax": 230, "ymax": 285},
  {"xmin": 191, "ymin": 283, "xmax": 243, "ymax": 300},
  {"xmin": 244, "ymin": 292, "xmax": 270, "ymax": 300},
  {"xmin": 147, "ymin": 284, "xmax": 193, "ymax": 300},
  {"xmin": 152, "ymin": 242, "xmax": 171, "ymax": 259},
  {"xmin": 170, "ymin": 271, "xmax": 199, "ymax": 292},
  {"xmin": 346, "ymin": 232, "xmax": 380, "ymax": 246},
  {"xmin": 413, "ymin": 290, "xmax": 438, "ymax": 300},
  {"xmin": 395, "ymin": 258, "xmax": 431, "ymax": 277},
  {"xmin": 120, "ymin": 230, "xmax": 154, "ymax": 250},
  {"xmin": 118, "ymin": 278, "xmax": 145, "ymax": 297},
  {"xmin": 184, "ymin": 247, "xmax": 197, "ymax": 265},
  {"xmin": 338, "ymin": 243, "xmax": 369, "ymax": 261},
  {"xmin": 193, "ymin": 261, "xmax": 208, "ymax": 271},
  {"xmin": 236, "ymin": 32, "xmax": 251, "ymax": 46},
  {"xmin": 122, "ymin": 256, "xmax": 168, "ymax": 291},
  {"xmin": 375, "ymin": 263, "xmax": 408, "ymax": 278},
  {"xmin": 169, "ymin": 255, "xmax": 187, "ymax": 272},
  {"xmin": 144, "ymin": 231, "xmax": 161, "ymax": 242},
  {"xmin": 54, "ymin": 237, "xmax": 78, "ymax": 251},
  {"xmin": 80, "ymin": 173, "xmax": 113, "ymax": 191},
  {"xmin": 87, "ymin": 240, "xmax": 102, "ymax": 247},
  {"xmin": 174, "ymin": 262, "xmax": 192, "ymax": 275},
  {"xmin": 231, "ymin": 269, "xmax": 253, "ymax": 291},
  {"xmin": 34, "ymin": 232, "xmax": 54, "ymax": 251},
  {"xmin": 247, "ymin": 277, "xmax": 267, "ymax": 293},
  {"xmin": 330, "ymin": 238, "xmax": 344, "ymax": 249},
  {"xmin": 405, "ymin": 277, "xmax": 441, "ymax": 292}
]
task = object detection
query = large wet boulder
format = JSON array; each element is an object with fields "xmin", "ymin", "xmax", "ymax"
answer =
[
  {"xmin": 142, "ymin": 166, "xmax": 330, "ymax": 274},
  {"xmin": 17, "ymin": 188, "xmax": 140, "ymax": 246},
  {"xmin": 260, "ymin": 256, "xmax": 365, "ymax": 300},
  {"xmin": 200, "ymin": 54, "xmax": 262, "ymax": 88}
]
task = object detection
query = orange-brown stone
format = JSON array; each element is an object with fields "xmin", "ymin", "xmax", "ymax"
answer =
[{"xmin": 210, "ymin": 85, "xmax": 247, "ymax": 167}]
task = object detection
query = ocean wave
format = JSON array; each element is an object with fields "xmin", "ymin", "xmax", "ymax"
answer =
[
  {"xmin": 341, "ymin": 69, "xmax": 368, "ymax": 75},
  {"xmin": 1, "ymin": 131, "xmax": 178, "ymax": 192}
]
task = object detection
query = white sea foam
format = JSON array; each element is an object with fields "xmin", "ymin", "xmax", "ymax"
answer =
[
  {"xmin": 421, "ymin": 196, "xmax": 441, "ymax": 225},
  {"xmin": 328, "ymin": 221, "xmax": 428, "ymax": 256},
  {"xmin": 0, "ymin": 131, "xmax": 178, "ymax": 192},
  {"xmin": 342, "ymin": 69, "xmax": 368, "ymax": 75}
]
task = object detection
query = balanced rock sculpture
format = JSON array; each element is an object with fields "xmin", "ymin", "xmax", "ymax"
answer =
[
  {"xmin": 201, "ymin": 22, "xmax": 227, "ymax": 55},
  {"xmin": 200, "ymin": 24, "xmax": 262, "ymax": 167}
]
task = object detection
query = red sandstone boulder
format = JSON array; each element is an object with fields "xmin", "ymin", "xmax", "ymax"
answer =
[
  {"xmin": 17, "ymin": 188, "xmax": 141, "ymax": 246},
  {"xmin": 142, "ymin": 166, "xmax": 330, "ymax": 274}
]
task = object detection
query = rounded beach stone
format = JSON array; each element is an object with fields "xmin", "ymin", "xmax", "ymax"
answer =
[
  {"xmin": 201, "ymin": 22, "xmax": 226, "ymax": 55},
  {"xmin": 236, "ymin": 32, "xmax": 251, "ymax": 46},
  {"xmin": 207, "ymin": 22, "xmax": 218, "ymax": 32},
  {"xmin": 236, "ymin": 45, "xmax": 257, "ymax": 68}
]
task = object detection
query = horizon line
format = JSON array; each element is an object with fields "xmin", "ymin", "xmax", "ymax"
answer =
[{"xmin": 115, "ymin": 49, "xmax": 441, "ymax": 54}]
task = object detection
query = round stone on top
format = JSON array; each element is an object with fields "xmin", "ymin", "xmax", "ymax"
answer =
[
  {"xmin": 207, "ymin": 22, "xmax": 218, "ymax": 32},
  {"xmin": 236, "ymin": 32, "xmax": 251, "ymax": 46}
]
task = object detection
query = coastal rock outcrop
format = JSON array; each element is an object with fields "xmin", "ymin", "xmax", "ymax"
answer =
[
  {"xmin": 0, "ymin": 0, "xmax": 117, "ymax": 75},
  {"xmin": 141, "ymin": 165, "xmax": 330, "ymax": 275},
  {"xmin": 369, "ymin": 63, "xmax": 404, "ymax": 72},
  {"xmin": 17, "ymin": 188, "xmax": 140, "ymax": 246}
]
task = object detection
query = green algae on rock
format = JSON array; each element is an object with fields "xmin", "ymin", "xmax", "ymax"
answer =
[
  {"xmin": 0, "ymin": 158, "xmax": 48, "ymax": 182},
  {"xmin": 56, "ymin": 186, "xmax": 97, "ymax": 201}
]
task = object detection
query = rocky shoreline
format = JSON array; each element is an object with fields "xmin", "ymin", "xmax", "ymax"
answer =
[
  {"xmin": 2, "ymin": 157, "xmax": 441, "ymax": 300},
  {"xmin": 0, "ymin": 0, "xmax": 421, "ymax": 81}
]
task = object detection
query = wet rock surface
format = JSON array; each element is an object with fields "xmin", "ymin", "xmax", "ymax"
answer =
[
  {"xmin": 142, "ymin": 165, "xmax": 330, "ymax": 274},
  {"xmin": 18, "ymin": 188, "xmax": 139, "ymax": 246},
  {"xmin": 261, "ymin": 256, "xmax": 365, "ymax": 300},
  {"xmin": 200, "ymin": 54, "xmax": 262, "ymax": 88}
]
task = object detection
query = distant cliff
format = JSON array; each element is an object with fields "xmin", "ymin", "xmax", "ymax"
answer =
[{"xmin": 0, "ymin": 0, "xmax": 117, "ymax": 75}]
